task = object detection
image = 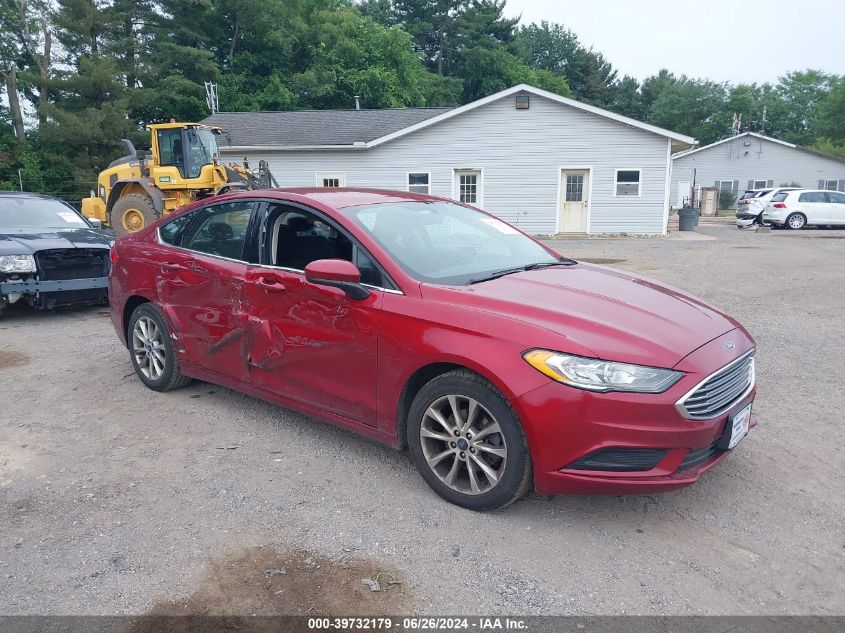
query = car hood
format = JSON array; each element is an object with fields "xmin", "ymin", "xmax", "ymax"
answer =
[
  {"xmin": 425, "ymin": 263, "xmax": 743, "ymax": 368},
  {"xmin": 0, "ymin": 228, "xmax": 112, "ymax": 256}
]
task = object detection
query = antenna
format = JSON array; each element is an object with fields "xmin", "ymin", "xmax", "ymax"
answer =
[{"xmin": 205, "ymin": 82, "xmax": 219, "ymax": 114}]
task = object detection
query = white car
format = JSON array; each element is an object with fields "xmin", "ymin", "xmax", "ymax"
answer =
[
  {"xmin": 735, "ymin": 188, "xmax": 799, "ymax": 228},
  {"xmin": 762, "ymin": 189, "xmax": 845, "ymax": 229}
]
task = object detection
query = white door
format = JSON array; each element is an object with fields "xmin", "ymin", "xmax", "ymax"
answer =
[
  {"xmin": 559, "ymin": 170, "xmax": 589, "ymax": 233},
  {"xmin": 454, "ymin": 169, "xmax": 482, "ymax": 206},
  {"xmin": 677, "ymin": 181, "xmax": 690, "ymax": 207},
  {"xmin": 799, "ymin": 191, "xmax": 830, "ymax": 223},
  {"xmin": 827, "ymin": 191, "xmax": 845, "ymax": 224}
]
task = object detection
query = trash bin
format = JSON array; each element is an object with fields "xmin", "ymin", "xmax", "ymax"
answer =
[{"xmin": 678, "ymin": 207, "xmax": 698, "ymax": 231}]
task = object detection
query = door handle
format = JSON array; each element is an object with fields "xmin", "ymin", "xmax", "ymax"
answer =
[
  {"xmin": 160, "ymin": 262, "xmax": 182, "ymax": 273},
  {"xmin": 185, "ymin": 261, "xmax": 210, "ymax": 274},
  {"xmin": 258, "ymin": 275, "xmax": 286, "ymax": 291}
]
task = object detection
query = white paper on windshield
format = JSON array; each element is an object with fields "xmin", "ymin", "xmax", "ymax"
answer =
[
  {"xmin": 58, "ymin": 212, "xmax": 85, "ymax": 224},
  {"xmin": 480, "ymin": 217, "xmax": 519, "ymax": 234}
]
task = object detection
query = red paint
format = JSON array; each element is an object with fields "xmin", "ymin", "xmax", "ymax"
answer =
[{"xmin": 109, "ymin": 189, "xmax": 757, "ymax": 496}]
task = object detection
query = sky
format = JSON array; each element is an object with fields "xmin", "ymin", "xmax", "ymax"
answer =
[{"xmin": 505, "ymin": 0, "xmax": 845, "ymax": 84}]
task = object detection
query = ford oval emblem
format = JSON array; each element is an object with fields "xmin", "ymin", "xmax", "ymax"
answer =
[{"xmin": 724, "ymin": 341, "xmax": 736, "ymax": 350}]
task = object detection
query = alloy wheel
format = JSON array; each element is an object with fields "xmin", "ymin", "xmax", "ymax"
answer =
[
  {"xmin": 132, "ymin": 316, "xmax": 166, "ymax": 380},
  {"xmin": 419, "ymin": 394, "xmax": 508, "ymax": 495},
  {"xmin": 788, "ymin": 214, "xmax": 805, "ymax": 229}
]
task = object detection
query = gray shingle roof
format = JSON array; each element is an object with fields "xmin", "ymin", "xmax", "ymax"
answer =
[{"xmin": 202, "ymin": 108, "xmax": 452, "ymax": 148}]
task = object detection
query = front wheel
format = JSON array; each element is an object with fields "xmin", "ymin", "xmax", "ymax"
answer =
[
  {"xmin": 408, "ymin": 370, "xmax": 532, "ymax": 511},
  {"xmin": 785, "ymin": 212, "xmax": 807, "ymax": 230},
  {"xmin": 110, "ymin": 193, "xmax": 160, "ymax": 237},
  {"xmin": 128, "ymin": 303, "xmax": 192, "ymax": 392}
]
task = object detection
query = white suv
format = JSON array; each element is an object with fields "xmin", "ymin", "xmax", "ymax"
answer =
[
  {"xmin": 735, "ymin": 188, "xmax": 799, "ymax": 228},
  {"xmin": 762, "ymin": 189, "xmax": 845, "ymax": 229}
]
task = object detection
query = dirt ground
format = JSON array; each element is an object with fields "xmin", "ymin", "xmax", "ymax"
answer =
[{"xmin": 1, "ymin": 224, "xmax": 843, "ymax": 616}]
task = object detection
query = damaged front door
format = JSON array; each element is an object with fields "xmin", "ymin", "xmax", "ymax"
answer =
[
  {"xmin": 242, "ymin": 204, "xmax": 382, "ymax": 425},
  {"xmin": 158, "ymin": 201, "xmax": 255, "ymax": 383}
]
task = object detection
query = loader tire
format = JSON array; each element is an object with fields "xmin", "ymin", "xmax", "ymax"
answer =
[{"xmin": 110, "ymin": 193, "xmax": 160, "ymax": 237}]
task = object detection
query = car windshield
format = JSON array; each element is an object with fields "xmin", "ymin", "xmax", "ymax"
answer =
[
  {"xmin": 0, "ymin": 197, "xmax": 89, "ymax": 230},
  {"xmin": 340, "ymin": 201, "xmax": 564, "ymax": 285}
]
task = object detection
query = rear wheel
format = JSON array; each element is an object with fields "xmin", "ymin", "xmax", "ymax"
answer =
[
  {"xmin": 785, "ymin": 212, "xmax": 806, "ymax": 230},
  {"xmin": 408, "ymin": 370, "xmax": 532, "ymax": 511},
  {"xmin": 110, "ymin": 193, "xmax": 160, "ymax": 237},
  {"xmin": 128, "ymin": 303, "xmax": 192, "ymax": 392}
]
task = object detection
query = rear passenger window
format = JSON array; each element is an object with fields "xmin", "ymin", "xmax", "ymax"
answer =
[
  {"xmin": 159, "ymin": 212, "xmax": 195, "ymax": 245},
  {"xmin": 799, "ymin": 192, "xmax": 826, "ymax": 203},
  {"xmin": 182, "ymin": 201, "xmax": 254, "ymax": 260}
]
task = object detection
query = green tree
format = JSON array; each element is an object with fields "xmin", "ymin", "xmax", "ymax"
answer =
[
  {"xmin": 646, "ymin": 77, "xmax": 727, "ymax": 143},
  {"xmin": 773, "ymin": 69, "xmax": 838, "ymax": 145},
  {"xmin": 815, "ymin": 79, "xmax": 845, "ymax": 145},
  {"xmin": 608, "ymin": 75, "xmax": 643, "ymax": 119},
  {"xmin": 515, "ymin": 21, "xmax": 616, "ymax": 106}
]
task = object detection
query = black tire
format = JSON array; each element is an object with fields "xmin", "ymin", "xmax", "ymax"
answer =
[
  {"xmin": 407, "ymin": 370, "xmax": 532, "ymax": 511},
  {"xmin": 109, "ymin": 193, "xmax": 160, "ymax": 237},
  {"xmin": 785, "ymin": 212, "xmax": 806, "ymax": 230},
  {"xmin": 127, "ymin": 303, "xmax": 192, "ymax": 392}
]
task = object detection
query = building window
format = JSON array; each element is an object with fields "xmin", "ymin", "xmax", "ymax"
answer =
[
  {"xmin": 407, "ymin": 172, "xmax": 430, "ymax": 194},
  {"xmin": 565, "ymin": 174, "xmax": 585, "ymax": 202},
  {"xmin": 823, "ymin": 179, "xmax": 839, "ymax": 191},
  {"xmin": 614, "ymin": 169, "xmax": 641, "ymax": 197},
  {"xmin": 718, "ymin": 180, "xmax": 735, "ymax": 192},
  {"xmin": 454, "ymin": 169, "xmax": 482, "ymax": 205},
  {"xmin": 316, "ymin": 172, "xmax": 346, "ymax": 188},
  {"xmin": 752, "ymin": 179, "xmax": 768, "ymax": 189}
]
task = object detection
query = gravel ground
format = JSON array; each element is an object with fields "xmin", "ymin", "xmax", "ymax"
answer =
[{"xmin": 1, "ymin": 224, "xmax": 843, "ymax": 616}]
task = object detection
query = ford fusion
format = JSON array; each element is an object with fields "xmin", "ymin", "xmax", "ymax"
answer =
[
  {"xmin": 1, "ymin": 191, "xmax": 111, "ymax": 317},
  {"xmin": 109, "ymin": 189, "xmax": 756, "ymax": 510}
]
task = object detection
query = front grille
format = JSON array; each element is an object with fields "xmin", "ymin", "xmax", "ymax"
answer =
[
  {"xmin": 35, "ymin": 249, "xmax": 109, "ymax": 281},
  {"xmin": 566, "ymin": 448, "xmax": 667, "ymax": 472},
  {"xmin": 678, "ymin": 440, "xmax": 722, "ymax": 471},
  {"xmin": 676, "ymin": 351, "xmax": 755, "ymax": 420}
]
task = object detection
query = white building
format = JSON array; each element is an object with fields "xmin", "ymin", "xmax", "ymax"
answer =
[
  {"xmin": 205, "ymin": 84, "xmax": 694, "ymax": 235},
  {"xmin": 671, "ymin": 132, "xmax": 845, "ymax": 208}
]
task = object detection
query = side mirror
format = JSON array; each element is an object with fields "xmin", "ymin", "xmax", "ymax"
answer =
[
  {"xmin": 304, "ymin": 259, "xmax": 370, "ymax": 300},
  {"xmin": 88, "ymin": 218, "xmax": 103, "ymax": 229}
]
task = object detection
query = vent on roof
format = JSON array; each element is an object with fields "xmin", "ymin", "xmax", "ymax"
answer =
[{"xmin": 515, "ymin": 94, "xmax": 529, "ymax": 110}]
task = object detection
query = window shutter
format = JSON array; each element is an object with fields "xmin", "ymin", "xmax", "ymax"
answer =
[
  {"xmin": 747, "ymin": 179, "xmax": 754, "ymax": 189},
  {"xmin": 766, "ymin": 180, "xmax": 773, "ymax": 187},
  {"xmin": 732, "ymin": 180, "xmax": 739, "ymax": 193},
  {"xmin": 715, "ymin": 180, "xmax": 720, "ymax": 188},
  {"xmin": 839, "ymin": 179, "xmax": 845, "ymax": 192},
  {"xmin": 818, "ymin": 180, "xmax": 825, "ymax": 189}
]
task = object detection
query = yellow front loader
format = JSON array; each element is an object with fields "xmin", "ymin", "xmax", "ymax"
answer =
[{"xmin": 81, "ymin": 122, "xmax": 277, "ymax": 236}]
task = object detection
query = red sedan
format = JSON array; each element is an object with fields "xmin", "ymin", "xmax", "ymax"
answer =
[{"xmin": 109, "ymin": 189, "xmax": 757, "ymax": 511}]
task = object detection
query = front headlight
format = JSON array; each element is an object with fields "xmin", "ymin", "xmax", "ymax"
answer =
[
  {"xmin": 523, "ymin": 349, "xmax": 683, "ymax": 393},
  {"xmin": 0, "ymin": 255, "xmax": 37, "ymax": 273}
]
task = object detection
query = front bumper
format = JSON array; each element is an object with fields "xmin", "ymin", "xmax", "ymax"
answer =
[
  {"xmin": 1, "ymin": 277, "xmax": 108, "ymax": 294},
  {"xmin": 515, "ymin": 331, "xmax": 757, "ymax": 495}
]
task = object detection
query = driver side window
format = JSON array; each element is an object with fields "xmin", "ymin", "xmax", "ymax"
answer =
[
  {"xmin": 181, "ymin": 202, "xmax": 254, "ymax": 260},
  {"xmin": 267, "ymin": 206, "xmax": 384, "ymax": 286}
]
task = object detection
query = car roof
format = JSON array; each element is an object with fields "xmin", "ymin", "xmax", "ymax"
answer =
[
  {"xmin": 0, "ymin": 190, "xmax": 60, "ymax": 200},
  {"xmin": 226, "ymin": 187, "xmax": 452, "ymax": 209}
]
